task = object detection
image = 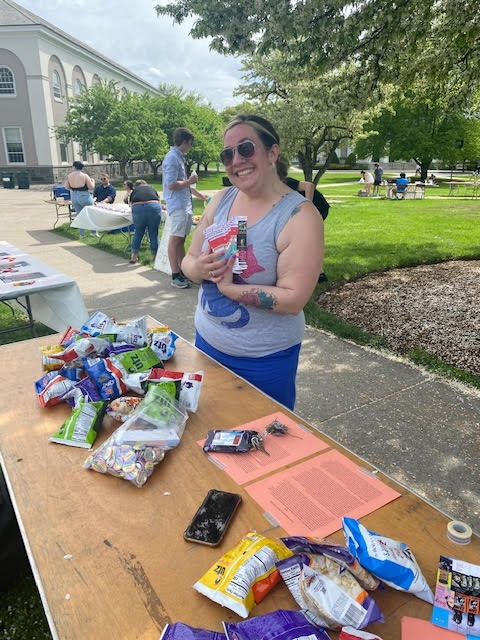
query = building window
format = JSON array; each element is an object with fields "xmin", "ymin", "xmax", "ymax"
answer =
[
  {"xmin": 0, "ymin": 67, "xmax": 15, "ymax": 95},
  {"xmin": 74, "ymin": 79, "xmax": 84, "ymax": 96},
  {"xmin": 3, "ymin": 127, "xmax": 25, "ymax": 163},
  {"xmin": 59, "ymin": 139, "xmax": 68, "ymax": 163},
  {"xmin": 52, "ymin": 70, "xmax": 62, "ymax": 100}
]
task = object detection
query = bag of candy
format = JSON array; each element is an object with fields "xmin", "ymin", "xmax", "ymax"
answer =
[{"xmin": 84, "ymin": 386, "xmax": 188, "ymax": 487}]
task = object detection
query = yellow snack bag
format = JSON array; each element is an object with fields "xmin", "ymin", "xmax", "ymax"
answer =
[
  {"xmin": 39, "ymin": 344, "xmax": 65, "ymax": 371},
  {"xmin": 193, "ymin": 531, "xmax": 293, "ymax": 618}
]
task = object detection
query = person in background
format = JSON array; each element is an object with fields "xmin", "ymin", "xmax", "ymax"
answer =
[
  {"xmin": 277, "ymin": 156, "xmax": 328, "ymax": 283},
  {"xmin": 129, "ymin": 179, "xmax": 162, "ymax": 264},
  {"xmin": 372, "ymin": 163, "xmax": 383, "ymax": 196},
  {"xmin": 393, "ymin": 172, "xmax": 409, "ymax": 198},
  {"xmin": 64, "ymin": 160, "xmax": 95, "ymax": 238},
  {"xmin": 162, "ymin": 127, "xmax": 207, "ymax": 289},
  {"xmin": 93, "ymin": 173, "xmax": 116, "ymax": 204},
  {"xmin": 123, "ymin": 180, "xmax": 134, "ymax": 204},
  {"xmin": 181, "ymin": 114, "xmax": 323, "ymax": 410},
  {"xmin": 360, "ymin": 170, "xmax": 374, "ymax": 195}
]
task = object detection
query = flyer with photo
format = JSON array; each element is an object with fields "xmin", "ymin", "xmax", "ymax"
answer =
[{"xmin": 431, "ymin": 555, "xmax": 480, "ymax": 638}]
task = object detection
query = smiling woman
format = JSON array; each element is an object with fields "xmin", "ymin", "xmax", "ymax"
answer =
[{"xmin": 181, "ymin": 114, "xmax": 324, "ymax": 409}]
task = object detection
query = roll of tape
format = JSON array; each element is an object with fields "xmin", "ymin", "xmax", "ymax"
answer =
[{"xmin": 447, "ymin": 520, "xmax": 472, "ymax": 544}]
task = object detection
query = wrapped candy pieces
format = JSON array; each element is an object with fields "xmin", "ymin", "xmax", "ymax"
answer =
[{"xmin": 84, "ymin": 386, "xmax": 188, "ymax": 487}]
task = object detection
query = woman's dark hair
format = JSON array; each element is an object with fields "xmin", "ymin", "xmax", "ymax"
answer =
[
  {"xmin": 277, "ymin": 156, "xmax": 290, "ymax": 181},
  {"xmin": 224, "ymin": 114, "xmax": 280, "ymax": 149},
  {"xmin": 72, "ymin": 161, "xmax": 84, "ymax": 170},
  {"xmin": 124, "ymin": 180, "xmax": 134, "ymax": 190}
]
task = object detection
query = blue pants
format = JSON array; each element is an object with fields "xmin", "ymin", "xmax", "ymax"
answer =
[
  {"xmin": 195, "ymin": 331, "xmax": 300, "ymax": 410},
  {"xmin": 71, "ymin": 192, "xmax": 93, "ymax": 236},
  {"xmin": 131, "ymin": 202, "xmax": 162, "ymax": 254}
]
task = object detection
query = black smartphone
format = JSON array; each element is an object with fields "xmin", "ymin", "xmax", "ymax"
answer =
[{"xmin": 183, "ymin": 489, "xmax": 242, "ymax": 546}]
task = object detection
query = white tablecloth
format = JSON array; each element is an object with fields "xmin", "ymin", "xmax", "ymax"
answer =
[
  {"xmin": 70, "ymin": 204, "xmax": 133, "ymax": 231},
  {"xmin": 0, "ymin": 241, "xmax": 88, "ymax": 331}
]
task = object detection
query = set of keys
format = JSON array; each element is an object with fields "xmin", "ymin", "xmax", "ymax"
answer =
[
  {"xmin": 203, "ymin": 419, "xmax": 291, "ymax": 455},
  {"xmin": 249, "ymin": 419, "xmax": 290, "ymax": 455}
]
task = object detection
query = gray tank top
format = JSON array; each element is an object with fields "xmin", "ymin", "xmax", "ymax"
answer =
[{"xmin": 194, "ymin": 186, "xmax": 306, "ymax": 358}]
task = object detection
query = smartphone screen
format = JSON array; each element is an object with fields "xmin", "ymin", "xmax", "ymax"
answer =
[{"xmin": 183, "ymin": 489, "xmax": 242, "ymax": 546}]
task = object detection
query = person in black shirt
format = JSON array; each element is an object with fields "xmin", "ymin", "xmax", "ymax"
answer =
[
  {"xmin": 278, "ymin": 158, "xmax": 329, "ymax": 282},
  {"xmin": 93, "ymin": 173, "xmax": 116, "ymax": 204},
  {"xmin": 129, "ymin": 180, "xmax": 162, "ymax": 264}
]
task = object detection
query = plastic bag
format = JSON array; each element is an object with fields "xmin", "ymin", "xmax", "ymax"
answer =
[{"xmin": 84, "ymin": 386, "xmax": 188, "ymax": 487}]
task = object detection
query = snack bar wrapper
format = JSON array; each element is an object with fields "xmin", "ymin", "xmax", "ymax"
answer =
[
  {"xmin": 193, "ymin": 531, "xmax": 293, "ymax": 618},
  {"xmin": 342, "ymin": 517, "xmax": 434, "ymax": 603}
]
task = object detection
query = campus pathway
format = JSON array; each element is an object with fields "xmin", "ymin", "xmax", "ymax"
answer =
[{"xmin": 2, "ymin": 185, "xmax": 479, "ymax": 535}]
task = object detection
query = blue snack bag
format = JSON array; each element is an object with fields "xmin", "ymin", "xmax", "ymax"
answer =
[{"xmin": 342, "ymin": 517, "xmax": 434, "ymax": 603}]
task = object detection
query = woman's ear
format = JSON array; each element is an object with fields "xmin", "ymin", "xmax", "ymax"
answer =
[{"xmin": 268, "ymin": 143, "xmax": 280, "ymax": 164}]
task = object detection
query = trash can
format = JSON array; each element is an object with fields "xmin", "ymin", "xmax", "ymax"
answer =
[
  {"xmin": 2, "ymin": 172, "xmax": 15, "ymax": 189},
  {"xmin": 222, "ymin": 176, "xmax": 232, "ymax": 187},
  {"xmin": 16, "ymin": 172, "xmax": 30, "ymax": 189}
]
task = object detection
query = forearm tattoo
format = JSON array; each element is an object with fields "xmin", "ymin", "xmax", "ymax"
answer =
[{"xmin": 239, "ymin": 288, "xmax": 278, "ymax": 310}]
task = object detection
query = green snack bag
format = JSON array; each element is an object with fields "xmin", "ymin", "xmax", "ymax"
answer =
[
  {"xmin": 113, "ymin": 346, "xmax": 162, "ymax": 374},
  {"xmin": 49, "ymin": 399, "xmax": 106, "ymax": 449}
]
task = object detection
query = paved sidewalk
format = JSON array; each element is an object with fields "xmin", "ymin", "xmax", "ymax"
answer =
[{"xmin": 2, "ymin": 185, "xmax": 479, "ymax": 535}]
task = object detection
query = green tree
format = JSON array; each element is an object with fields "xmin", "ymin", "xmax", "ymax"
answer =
[
  {"xmin": 183, "ymin": 97, "xmax": 224, "ymax": 171},
  {"xmin": 236, "ymin": 55, "xmax": 370, "ymax": 183},
  {"xmin": 154, "ymin": 86, "xmax": 223, "ymax": 174},
  {"xmin": 355, "ymin": 79, "xmax": 479, "ymax": 181},
  {"xmin": 56, "ymin": 80, "xmax": 119, "ymax": 156},
  {"xmin": 96, "ymin": 93, "xmax": 168, "ymax": 179},
  {"xmin": 155, "ymin": 0, "xmax": 480, "ymax": 92}
]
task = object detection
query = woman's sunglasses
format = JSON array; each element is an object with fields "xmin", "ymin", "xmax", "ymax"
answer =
[{"xmin": 220, "ymin": 140, "xmax": 256, "ymax": 166}]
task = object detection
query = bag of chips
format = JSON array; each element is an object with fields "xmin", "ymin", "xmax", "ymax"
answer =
[
  {"xmin": 223, "ymin": 609, "xmax": 330, "ymax": 639},
  {"xmin": 160, "ymin": 623, "xmax": 226, "ymax": 640},
  {"xmin": 194, "ymin": 531, "xmax": 292, "ymax": 618},
  {"xmin": 342, "ymin": 517, "xmax": 434, "ymax": 603}
]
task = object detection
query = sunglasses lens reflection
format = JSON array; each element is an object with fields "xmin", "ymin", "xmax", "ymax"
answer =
[{"xmin": 220, "ymin": 141, "xmax": 255, "ymax": 166}]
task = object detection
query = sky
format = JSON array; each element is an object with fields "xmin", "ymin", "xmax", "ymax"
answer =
[{"xmin": 17, "ymin": 0, "xmax": 244, "ymax": 111}]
